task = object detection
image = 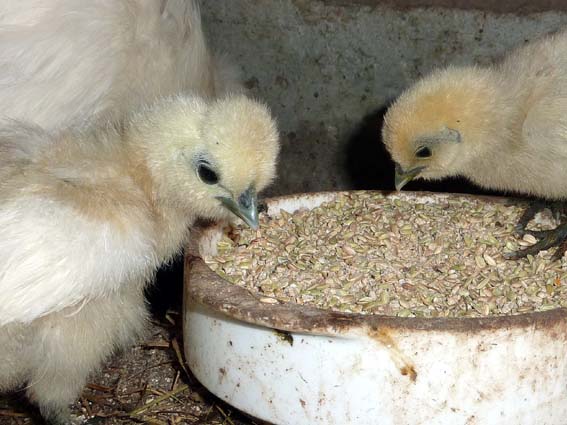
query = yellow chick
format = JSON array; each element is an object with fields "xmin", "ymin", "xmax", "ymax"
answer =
[
  {"xmin": 0, "ymin": 0, "xmax": 241, "ymax": 130},
  {"xmin": 0, "ymin": 94, "xmax": 279, "ymax": 424},
  {"xmin": 382, "ymin": 30, "xmax": 567, "ymax": 260}
]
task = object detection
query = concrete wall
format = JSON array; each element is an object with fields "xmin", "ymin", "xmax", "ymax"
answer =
[{"xmin": 201, "ymin": 1, "xmax": 567, "ymax": 196}]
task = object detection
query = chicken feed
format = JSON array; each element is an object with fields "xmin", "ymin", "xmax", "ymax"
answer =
[{"xmin": 204, "ymin": 192, "xmax": 567, "ymax": 318}]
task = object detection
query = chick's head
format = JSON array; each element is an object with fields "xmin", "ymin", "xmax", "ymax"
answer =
[
  {"xmin": 133, "ymin": 94, "xmax": 279, "ymax": 228},
  {"xmin": 382, "ymin": 66, "xmax": 498, "ymax": 190}
]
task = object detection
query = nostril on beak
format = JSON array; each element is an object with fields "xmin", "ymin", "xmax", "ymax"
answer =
[{"xmin": 239, "ymin": 189, "xmax": 252, "ymax": 209}]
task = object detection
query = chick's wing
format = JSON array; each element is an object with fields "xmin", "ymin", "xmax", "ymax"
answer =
[
  {"xmin": 0, "ymin": 129, "xmax": 159, "ymax": 325},
  {"xmin": 0, "ymin": 190, "xmax": 159, "ymax": 325}
]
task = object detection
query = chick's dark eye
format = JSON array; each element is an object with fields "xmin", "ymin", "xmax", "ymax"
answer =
[
  {"xmin": 197, "ymin": 163, "xmax": 219, "ymax": 185},
  {"xmin": 415, "ymin": 146, "xmax": 432, "ymax": 158}
]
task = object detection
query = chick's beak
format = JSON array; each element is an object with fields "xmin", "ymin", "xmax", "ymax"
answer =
[
  {"xmin": 217, "ymin": 186, "xmax": 259, "ymax": 229},
  {"xmin": 394, "ymin": 164, "xmax": 425, "ymax": 191}
]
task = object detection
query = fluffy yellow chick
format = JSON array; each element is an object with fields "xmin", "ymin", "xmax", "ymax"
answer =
[
  {"xmin": 0, "ymin": 94, "xmax": 279, "ymax": 424},
  {"xmin": 382, "ymin": 30, "xmax": 567, "ymax": 259},
  {"xmin": 0, "ymin": 0, "xmax": 241, "ymax": 130}
]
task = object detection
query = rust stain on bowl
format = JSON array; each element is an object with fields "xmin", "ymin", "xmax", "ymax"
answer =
[{"xmin": 368, "ymin": 326, "xmax": 418, "ymax": 382}]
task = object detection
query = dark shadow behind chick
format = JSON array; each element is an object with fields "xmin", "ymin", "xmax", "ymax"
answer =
[{"xmin": 147, "ymin": 256, "xmax": 185, "ymax": 318}]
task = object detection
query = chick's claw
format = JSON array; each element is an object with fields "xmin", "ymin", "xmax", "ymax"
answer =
[
  {"xmin": 514, "ymin": 201, "xmax": 547, "ymax": 236},
  {"xmin": 522, "ymin": 228, "xmax": 556, "ymax": 239},
  {"xmin": 505, "ymin": 222, "xmax": 567, "ymax": 261},
  {"xmin": 514, "ymin": 201, "xmax": 567, "ymax": 237}
]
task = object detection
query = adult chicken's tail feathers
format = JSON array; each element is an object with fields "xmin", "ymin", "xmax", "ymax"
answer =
[
  {"xmin": 162, "ymin": 0, "xmax": 207, "ymax": 52},
  {"xmin": 162, "ymin": 0, "xmax": 244, "ymax": 97}
]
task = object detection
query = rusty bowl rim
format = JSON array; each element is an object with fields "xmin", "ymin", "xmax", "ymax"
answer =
[{"xmin": 185, "ymin": 190, "xmax": 567, "ymax": 336}]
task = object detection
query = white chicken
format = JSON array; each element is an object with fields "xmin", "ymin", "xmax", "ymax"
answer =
[
  {"xmin": 0, "ymin": 0, "xmax": 241, "ymax": 130},
  {"xmin": 0, "ymin": 94, "xmax": 279, "ymax": 424}
]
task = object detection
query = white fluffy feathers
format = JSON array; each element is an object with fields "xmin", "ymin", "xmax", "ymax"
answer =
[
  {"xmin": 0, "ymin": 0, "xmax": 241, "ymax": 130},
  {"xmin": 0, "ymin": 3, "xmax": 274, "ymax": 422},
  {"xmin": 383, "ymin": 29, "xmax": 567, "ymax": 199},
  {"xmin": 0, "ymin": 94, "xmax": 279, "ymax": 326},
  {"xmin": 0, "ymin": 93, "xmax": 279, "ymax": 424}
]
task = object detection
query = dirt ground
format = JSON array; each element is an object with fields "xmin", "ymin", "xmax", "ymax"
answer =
[
  {"xmin": 0, "ymin": 261, "xmax": 268, "ymax": 425},
  {"xmin": 0, "ymin": 317, "xmax": 267, "ymax": 425}
]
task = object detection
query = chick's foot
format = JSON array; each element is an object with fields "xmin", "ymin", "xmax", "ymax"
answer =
[
  {"xmin": 505, "ymin": 222, "xmax": 567, "ymax": 261},
  {"xmin": 514, "ymin": 201, "xmax": 566, "ymax": 236},
  {"xmin": 44, "ymin": 408, "xmax": 104, "ymax": 424},
  {"xmin": 43, "ymin": 409, "xmax": 81, "ymax": 425},
  {"xmin": 514, "ymin": 201, "xmax": 546, "ymax": 236}
]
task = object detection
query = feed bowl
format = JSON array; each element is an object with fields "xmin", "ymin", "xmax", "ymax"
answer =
[{"xmin": 183, "ymin": 191, "xmax": 567, "ymax": 425}]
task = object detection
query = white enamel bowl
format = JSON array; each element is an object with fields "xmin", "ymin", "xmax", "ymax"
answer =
[{"xmin": 183, "ymin": 191, "xmax": 567, "ymax": 425}]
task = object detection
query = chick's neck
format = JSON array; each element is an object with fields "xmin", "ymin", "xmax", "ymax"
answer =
[
  {"xmin": 123, "ymin": 132, "xmax": 195, "ymax": 264},
  {"xmin": 460, "ymin": 104, "xmax": 536, "ymax": 197}
]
